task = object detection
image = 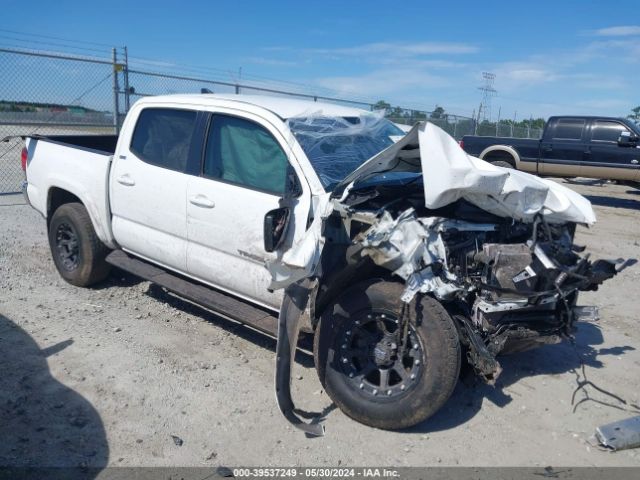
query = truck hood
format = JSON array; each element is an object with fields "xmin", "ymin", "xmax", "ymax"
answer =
[{"xmin": 333, "ymin": 121, "xmax": 595, "ymax": 225}]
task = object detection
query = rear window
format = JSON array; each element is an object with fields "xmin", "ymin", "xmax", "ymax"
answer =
[
  {"xmin": 591, "ymin": 120, "xmax": 629, "ymax": 143},
  {"xmin": 552, "ymin": 118, "xmax": 585, "ymax": 141},
  {"xmin": 130, "ymin": 108, "xmax": 197, "ymax": 172}
]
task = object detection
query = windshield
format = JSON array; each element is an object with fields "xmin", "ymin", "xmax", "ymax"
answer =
[{"xmin": 286, "ymin": 114, "xmax": 405, "ymax": 190}]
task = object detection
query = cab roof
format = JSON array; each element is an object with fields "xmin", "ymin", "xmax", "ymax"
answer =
[{"xmin": 136, "ymin": 93, "xmax": 369, "ymax": 120}]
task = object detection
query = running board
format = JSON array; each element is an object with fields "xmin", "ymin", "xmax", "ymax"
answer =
[{"xmin": 106, "ymin": 250, "xmax": 279, "ymax": 336}]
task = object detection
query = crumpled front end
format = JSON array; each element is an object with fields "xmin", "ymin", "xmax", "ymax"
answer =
[
  {"xmin": 268, "ymin": 120, "xmax": 631, "ymax": 433},
  {"xmin": 350, "ymin": 205, "xmax": 627, "ymax": 382}
]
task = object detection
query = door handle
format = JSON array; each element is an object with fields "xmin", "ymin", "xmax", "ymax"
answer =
[
  {"xmin": 189, "ymin": 195, "xmax": 215, "ymax": 208},
  {"xmin": 116, "ymin": 174, "xmax": 135, "ymax": 186},
  {"xmin": 542, "ymin": 146, "xmax": 553, "ymax": 153}
]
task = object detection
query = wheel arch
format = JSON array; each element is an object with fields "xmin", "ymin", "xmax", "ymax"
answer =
[
  {"xmin": 311, "ymin": 256, "xmax": 398, "ymax": 330},
  {"xmin": 479, "ymin": 145, "xmax": 520, "ymax": 167},
  {"xmin": 46, "ymin": 185, "xmax": 116, "ymax": 249},
  {"xmin": 47, "ymin": 187, "xmax": 82, "ymax": 224}
]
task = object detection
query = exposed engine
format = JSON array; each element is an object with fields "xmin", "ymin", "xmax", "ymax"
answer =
[{"xmin": 338, "ymin": 184, "xmax": 627, "ymax": 384}]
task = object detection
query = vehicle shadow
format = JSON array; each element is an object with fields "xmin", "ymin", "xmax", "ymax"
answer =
[
  {"xmin": 407, "ymin": 322, "xmax": 636, "ymax": 433},
  {"xmin": 0, "ymin": 313, "xmax": 109, "ymax": 471},
  {"xmin": 144, "ymin": 284, "xmax": 315, "ymax": 368},
  {"xmin": 93, "ymin": 267, "xmax": 145, "ymax": 290},
  {"xmin": 583, "ymin": 194, "xmax": 640, "ymax": 210},
  {"xmin": 562, "ymin": 178, "xmax": 607, "ymax": 187}
]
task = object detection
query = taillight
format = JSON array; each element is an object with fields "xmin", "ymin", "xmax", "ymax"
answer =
[
  {"xmin": 458, "ymin": 140, "xmax": 464, "ymax": 149},
  {"xmin": 21, "ymin": 147, "xmax": 28, "ymax": 171}
]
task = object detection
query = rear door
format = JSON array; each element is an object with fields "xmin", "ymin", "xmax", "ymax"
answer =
[
  {"xmin": 110, "ymin": 106, "xmax": 198, "ymax": 272},
  {"xmin": 583, "ymin": 119, "xmax": 640, "ymax": 181},
  {"xmin": 185, "ymin": 111, "xmax": 311, "ymax": 310},
  {"xmin": 539, "ymin": 117, "xmax": 586, "ymax": 176}
]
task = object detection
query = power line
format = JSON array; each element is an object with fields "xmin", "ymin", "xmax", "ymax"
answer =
[
  {"xmin": 0, "ymin": 35, "xmax": 112, "ymax": 56},
  {"xmin": 0, "ymin": 46, "xmax": 114, "ymax": 65},
  {"xmin": 0, "ymin": 28, "xmax": 117, "ymax": 48}
]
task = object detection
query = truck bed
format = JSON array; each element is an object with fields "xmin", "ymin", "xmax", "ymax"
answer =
[
  {"xmin": 24, "ymin": 134, "xmax": 116, "ymax": 248},
  {"xmin": 28, "ymin": 134, "xmax": 118, "ymax": 155}
]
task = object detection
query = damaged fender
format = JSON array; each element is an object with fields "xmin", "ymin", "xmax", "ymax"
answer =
[{"xmin": 274, "ymin": 279, "xmax": 325, "ymax": 436}]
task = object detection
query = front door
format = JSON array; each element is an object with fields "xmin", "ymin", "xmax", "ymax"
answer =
[
  {"xmin": 583, "ymin": 119, "xmax": 640, "ymax": 181},
  {"xmin": 186, "ymin": 112, "xmax": 310, "ymax": 310}
]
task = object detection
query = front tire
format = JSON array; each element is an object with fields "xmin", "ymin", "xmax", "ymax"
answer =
[
  {"xmin": 48, "ymin": 203, "xmax": 111, "ymax": 287},
  {"xmin": 314, "ymin": 279, "xmax": 460, "ymax": 430}
]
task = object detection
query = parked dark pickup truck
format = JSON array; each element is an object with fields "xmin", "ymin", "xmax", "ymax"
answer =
[{"xmin": 461, "ymin": 116, "xmax": 640, "ymax": 183}]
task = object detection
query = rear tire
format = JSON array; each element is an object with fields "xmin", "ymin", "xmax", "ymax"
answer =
[
  {"xmin": 314, "ymin": 279, "xmax": 460, "ymax": 430},
  {"xmin": 48, "ymin": 203, "xmax": 111, "ymax": 287}
]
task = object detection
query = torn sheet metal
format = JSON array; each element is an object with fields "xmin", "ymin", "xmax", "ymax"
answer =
[
  {"xmin": 266, "ymin": 193, "xmax": 333, "ymax": 290},
  {"xmin": 595, "ymin": 415, "xmax": 640, "ymax": 451},
  {"xmin": 358, "ymin": 209, "xmax": 469, "ymax": 302},
  {"xmin": 274, "ymin": 280, "xmax": 325, "ymax": 436},
  {"xmin": 336, "ymin": 122, "xmax": 596, "ymax": 225}
]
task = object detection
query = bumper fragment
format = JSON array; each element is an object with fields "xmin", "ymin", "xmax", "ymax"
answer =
[
  {"xmin": 596, "ymin": 415, "xmax": 640, "ymax": 451},
  {"xmin": 21, "ymin": 180, "xmax": 31, "ymax": 207}
]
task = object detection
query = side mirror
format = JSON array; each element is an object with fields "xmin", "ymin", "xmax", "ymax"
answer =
[
  {"xmin": 264, "ymin": 207, "xmax": 290, "ymax": 253},
  {"xmin": 618, "ymin": 132, "xmax": 639, "ymax": 147},
  {"xmin": 285, "ymin": 165, "xmax": 303, "ymax": 198}
]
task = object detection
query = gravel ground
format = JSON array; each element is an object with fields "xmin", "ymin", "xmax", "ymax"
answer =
[{"xmin": 1, "ymin": 180, "xmax": 639, "ymax": 468}]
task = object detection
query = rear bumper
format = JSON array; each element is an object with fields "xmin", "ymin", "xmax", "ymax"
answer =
[{"xmin": 21, "ymin": 181, "xmax": 31, "ymax": 207}]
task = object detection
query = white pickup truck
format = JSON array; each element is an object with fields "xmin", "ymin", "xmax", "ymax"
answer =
[{"xmin": 20, "ymin": 94, "xmax": 627, "ymax": 435}]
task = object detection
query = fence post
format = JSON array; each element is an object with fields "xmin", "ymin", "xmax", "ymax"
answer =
[
  {"xmin": 124, "ymin": 46, "xmax": 130, "ymax": 112},
  {"xmin": 235, "ymin": 84, "xmax": 240, "ymax": 94},
  {"xmin": 112, "ymin": 48, "xmax": 120, "ymax": 134}
]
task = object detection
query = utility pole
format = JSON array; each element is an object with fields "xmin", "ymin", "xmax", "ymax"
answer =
[
  {"xmin": 478, "ymin": 72, "xmax": 497, "ymax": 122},
  {"xmin": 235, "ymin": 66, "xmax": 242, "ymax": 94}
]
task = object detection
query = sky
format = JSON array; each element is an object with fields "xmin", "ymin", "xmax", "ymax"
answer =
[{"xmin": 1, "ymin": 0, "xmax": 638, "ymax": 120}]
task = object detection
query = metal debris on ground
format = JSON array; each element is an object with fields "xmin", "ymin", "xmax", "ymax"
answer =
[{"xmin": 595, "ymin": 415, "xmax": 640, "ymax": 451}]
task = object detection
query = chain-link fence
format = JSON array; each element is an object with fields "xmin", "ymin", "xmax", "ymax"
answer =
[
  {"xmin": 1, "ymin": 48, "xmax": 116, "ymax": 193},
  {"xmin": 1, "ymin": 46, "xmax": 543, "ymax": 194}
]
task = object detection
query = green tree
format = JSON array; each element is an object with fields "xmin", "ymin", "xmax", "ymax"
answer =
[
  {"xmin": 628, "ymin": 106, "xmax": 640, "ymax": 121},
  {"xmin": 373, "ymin": 100, "xmax": 391, "ymax": 111},
  {"xmin": 429, "ymin": 105, "xmax": 446, "ymax": 119},
  {"xmin": 411, "ymin": 110, "xmax": 427, "ymax": 120}
]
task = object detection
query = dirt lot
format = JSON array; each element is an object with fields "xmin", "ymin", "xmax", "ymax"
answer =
[{"xmin": 1, "ymin": 180, "xmax": 640, "ymax": 468}]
